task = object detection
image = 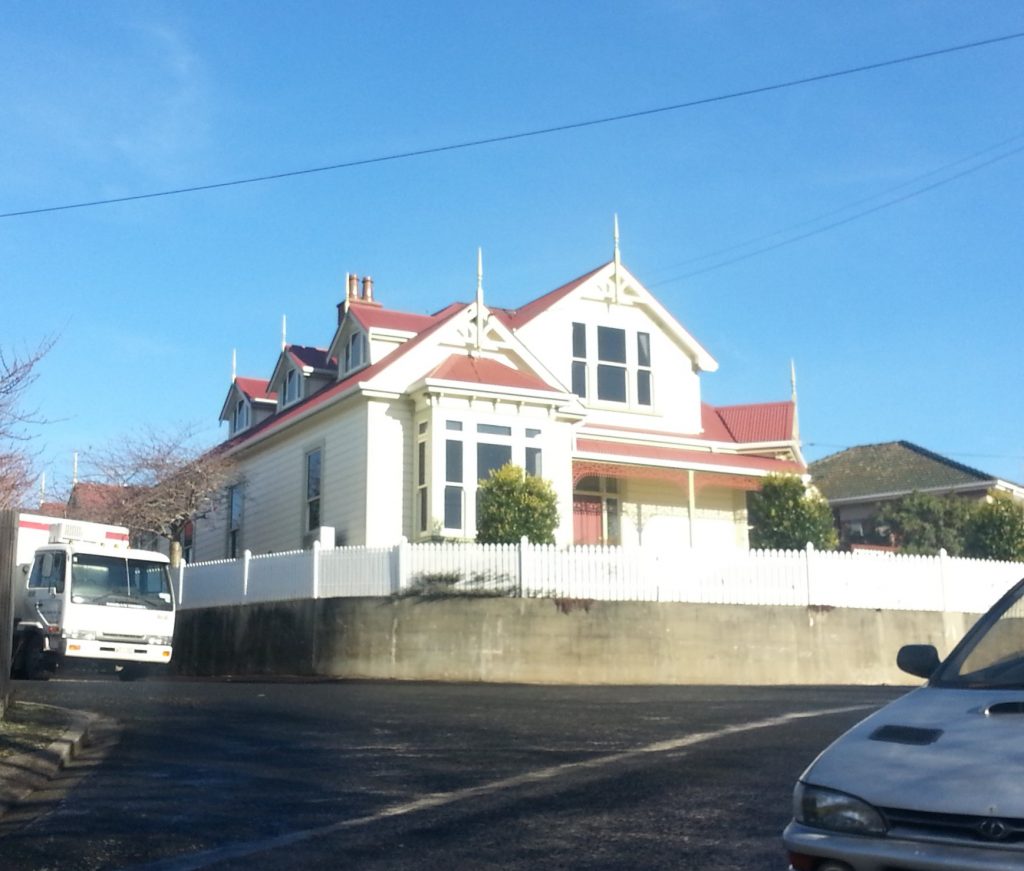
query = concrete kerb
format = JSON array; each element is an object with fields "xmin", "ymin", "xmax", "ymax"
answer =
[{"xmin": 0, "ymin": 705, "xmax": 106, "ymax": 820}]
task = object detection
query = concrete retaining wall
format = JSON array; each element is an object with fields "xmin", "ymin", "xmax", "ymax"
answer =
[{"xmin": 173, "ymin": 597, "xmax": 979, "ymax": 685}]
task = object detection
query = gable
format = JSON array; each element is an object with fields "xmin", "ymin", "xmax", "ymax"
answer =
[{"xmin": 496, "ymin": 261, "xmax": 717, "ymax": 372}]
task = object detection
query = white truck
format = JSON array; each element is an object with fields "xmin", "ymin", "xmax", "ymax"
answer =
[{"xmin": 9, "ymin": 513, "xmax": 175, "ymax": 680}]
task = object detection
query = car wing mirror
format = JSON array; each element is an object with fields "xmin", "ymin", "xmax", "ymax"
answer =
[{"xmin": 897, "ymin": 644, "xmax": 940, "ymax": 679}]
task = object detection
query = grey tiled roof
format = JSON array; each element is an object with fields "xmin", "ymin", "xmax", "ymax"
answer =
[{"xmin": 809, "ymin": 441, "xmax": 998, "ymax": 501}]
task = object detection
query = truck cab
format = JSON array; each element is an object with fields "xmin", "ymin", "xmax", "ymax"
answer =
[{"xmin": 11, "ymin": 519, "xmax": 175, "ymax": 680}]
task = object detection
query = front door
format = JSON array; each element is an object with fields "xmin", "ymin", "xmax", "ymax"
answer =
[{"xmin": 573, "ymin": 495, "xmax": 603, "ymax": 545}]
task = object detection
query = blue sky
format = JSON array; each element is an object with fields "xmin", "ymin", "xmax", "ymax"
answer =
[{"xmin": 3, "ymin": 1, "xmax": 1023, "ymax": 496}]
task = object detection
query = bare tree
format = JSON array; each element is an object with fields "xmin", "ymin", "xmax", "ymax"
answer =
[
  {"xmin": 0, "ymin": 340, "xmax": 53, "ymax": 509},
  {"xmin": 77, "ymin": 424, "xmax": 236, "ymax": 565}
]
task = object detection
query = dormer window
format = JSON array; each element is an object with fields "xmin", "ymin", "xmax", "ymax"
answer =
[
  {"xmin": 284, "ymin": 369, "xmax": 300, "ymax": 405},
  {"xmin": 573, "ymin": 323, "xmax": 654, "ymax": 408},
  {"xmin": 233, "ymin": 398, "xmax": 250, "ymax": 433},
  {"xmin": 344, "ymin": 332, "xmax": 367, "ymax": 372}
]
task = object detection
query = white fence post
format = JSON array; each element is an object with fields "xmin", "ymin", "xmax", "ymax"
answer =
[
  {"xmin": 312, "ymin": 539, "xmax": 321, "ymax": 599},
  {"xmin": 804, "ymin": 542, "xmax": 815, "ymax": 607},
  {"xmin": 242, "ymin": 549, "xmax": 252, "ymax": 599},
  {"xmin": 518, "ymin": 536, "xmax": 529, "ymax": 598},
  {"xmin": 938, "ymin": 547, "xmax": 949, "ymax": 612},
  {"xmin": 394, "ymin": 537, "xmax": 409, "ymax": 593}
]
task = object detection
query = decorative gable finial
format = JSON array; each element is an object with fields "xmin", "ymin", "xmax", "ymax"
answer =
[
  {"xmin": 474, "ymin": 247, "xmax": 484, "ymax": 356},
  {"xmin": 613, "ymin": 214, "xmax": 622, "ymax": 302},
  {"xmin": 231, "ymin": 348, "xmax": 237, "ymax": 383},
  {"xmin": 281, "ymin": 315, "xmax": 287, "ymax": 352}
]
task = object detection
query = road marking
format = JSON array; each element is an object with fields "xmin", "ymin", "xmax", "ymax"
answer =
[{"xmin": 124, "ymin": 704, "xmax": 872, "ymax": 871}]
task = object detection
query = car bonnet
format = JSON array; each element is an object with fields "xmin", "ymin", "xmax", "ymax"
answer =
[{"xmin": 803, "ymin": 686, "xmax": 1024, "ymax": 817}]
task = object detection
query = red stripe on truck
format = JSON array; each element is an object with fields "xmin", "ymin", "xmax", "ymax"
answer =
[
  {"xmin": 18, "ymin": 520, "xmax": 51, "ymax": 532},
  {"xmin": 105, "ymin": 532, "xmax": 130, "ymax": 541}
]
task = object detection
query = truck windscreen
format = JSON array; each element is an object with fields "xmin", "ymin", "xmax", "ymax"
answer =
[{"xmin": 70, "ymin": 554, "xmax": 174, "ymax": 611}]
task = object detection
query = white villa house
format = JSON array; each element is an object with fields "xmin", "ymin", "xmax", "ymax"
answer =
[{"xmin": 190, "ymin": 246, "xmax": 805, "ymax": 561}]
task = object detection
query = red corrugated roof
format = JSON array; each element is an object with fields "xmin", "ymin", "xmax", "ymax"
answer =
[
  {"xmin": 575, "ymin": 438, "xmax": 803, "ymax": 474},
  {"xmin": 579, "ymin": 402, "xmax": 795, "ymax": 446},
  {"xmin": 491, "ymin": 263, "xmax": 606, "ymax": 329},
  {"xmin": 234, "ymin": 377, "xmax": 277, "ymax": 403},
  {"xmin": 287, "ymin": 345, "xmax": 335, "ymax": 371},
  {"xmin": 348, "ymin": 301, "xmax": 460, "ymax": 333},
  {"xmin": 425, "ymin": 355, "xmax": 556, "ymax": 392},
  {"xmin": 715, "ymin": 402, "xmax": 794, "ymax": 443}
]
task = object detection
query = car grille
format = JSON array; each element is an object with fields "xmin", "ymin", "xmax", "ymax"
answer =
[
  {"xmin": 98, "ymin": 633, "xmax": 146, "ymax": 643},
  {"xmin": 882, "ymin": 807, "xmax": 1024, "ymax": 846}
]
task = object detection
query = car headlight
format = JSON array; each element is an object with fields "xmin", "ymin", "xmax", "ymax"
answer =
[
  {"xmin": 66, "ymin": 629, "xmax": 97, "ymax": 641},
  {"xmin": 146, "ymin": 636, "xmax": 173, "ymax": 647},
  {"xmin": 794, "ymin": 782, "xmax": 887, "ymax": 835}
]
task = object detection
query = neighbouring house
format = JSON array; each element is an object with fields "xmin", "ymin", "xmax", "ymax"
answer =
[
  {"xmin": 190, "ymin": 245, "xmax": 805, "ymax": 560},
  {"xmin": 809, "ymin": 440, "xmax": 1024, "ymax": 545}
]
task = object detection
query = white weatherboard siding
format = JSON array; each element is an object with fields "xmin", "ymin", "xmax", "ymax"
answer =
[
  {"xmin": 192, "ymin": 497, "xmax": 228, "ymax": 563},
  {"xmin": 695, "ymin": 488, "xmax": 749, "ymax": 550},
  {"xmin": 233, "ymin": 416, "xmax": 327, "ymax": 554},
  {"xmin": 322, "ymin": 401, "xmax": 369, "ymax": 546},
  {"xmin": 365, "ymin": 399, "xmax": 411, "ymax": 546},
  {"xmin": 515, "ymin": 289, "xmax": 704, "ymax": 434},
  {"xmin": 620, "ymin": 478, "xmax": 689, "ymax": 549}
]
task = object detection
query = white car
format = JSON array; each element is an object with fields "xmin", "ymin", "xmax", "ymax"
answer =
[{"xmin": 784, "ymin": 577, "xmax": 1024, "ymax": 871}]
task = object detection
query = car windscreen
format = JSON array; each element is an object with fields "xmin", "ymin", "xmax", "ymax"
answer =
[
  {"xmin": 935, "ymin": 579, "xmax": 1024, "ymax": 688},
  {"xmin": 70, "ymin": 553, "xmax": 173, "ymax": 611}
]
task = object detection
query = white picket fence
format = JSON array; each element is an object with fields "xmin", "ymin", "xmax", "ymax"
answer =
[{"xmin": 175, "ymin": 540, "xmax": 1024, "ymax": 615}]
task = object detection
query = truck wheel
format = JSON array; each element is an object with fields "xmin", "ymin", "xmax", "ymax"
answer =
[
  {"xmin": 23, "ymin": 635, "xmax": 48, "ymax": 681},
  {"xmin": 117, "ymin": 663, "xmax": 147, "ymax": 682}
]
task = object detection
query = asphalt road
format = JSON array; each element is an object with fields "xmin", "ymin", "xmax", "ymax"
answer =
[{"xmin": 0, "ymin": 677, "xmax": 905, "ymax": 871}]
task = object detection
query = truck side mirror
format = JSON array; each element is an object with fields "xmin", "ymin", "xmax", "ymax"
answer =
[
  {"xmin": 897, "ymin": 644, "xmax": 941, "ymax": 679},
  {"xmin": 53, "ymin": 576, "xmax": 65, "ymax": 594}
]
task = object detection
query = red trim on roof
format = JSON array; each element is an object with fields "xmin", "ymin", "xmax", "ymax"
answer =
[
  {"xmin": 491, "ymin": 263, "xmax": 606, "ymax": 329},
  {"xmin": 225, "ymin": 304, "xmax": 468, "ymax": 450},
  {"xmin": 425, "ymin": 355, "xmax": 556, "ymax": 391},
  {"xmin": 576, "ymin": 438, "xmax": 803, "ymax": 474}
]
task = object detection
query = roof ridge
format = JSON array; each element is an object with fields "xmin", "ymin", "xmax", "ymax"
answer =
[{"xmin": 897, "ymin": 440, "xmax": 993, "ymax": 482}]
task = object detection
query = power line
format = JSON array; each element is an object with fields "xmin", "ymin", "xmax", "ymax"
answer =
[
  {"xmin": 3, "ymin": 30, "xmax": 1023, "ymax": 220},
  {"xmin": 651, "ymin": 140, "xmax": 1024, "ymax": 285},
  {"xmin": 647, "ymin": 130, "xmax": 1024, "ymax": 276}
]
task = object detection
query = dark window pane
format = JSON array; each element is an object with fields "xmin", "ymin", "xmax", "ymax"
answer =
[
  {"xmin": 597, "ymin": 326, "xmax": 626, "ymax": 363},
  {"xmin": 571, "ymin": 360, "xmax": 587, "ymax": 397},
  {"xmin": 607, "ymin": 498, "xmax": 621, "ymax": 544},
  {"xmin": 477, "ymin": 443, "xmax": 512, "ymax": 481},
  {"xmin": 637, "ymin": 332, "xmax": 651, "ymax": 367},
  {"xmin": 306, "ymin": 450, "xmax": 322, "ymax": 499},
  {"xmin": 576, "ymin": 476, "xmax": 600, "ymax": 492},
  {"xmin": 308, "ymin": 498, "xmax": 320, "ymax": 531},
  {"xmin": 418, "ymin": 488, "xmax": 428, "ymax": 532},
  {"xmin": 526, "ymin": 428, "xmax": 541, "ymax": 439},
  {"xmin": 444, "ymin": 486, "xmax": 462, "ymax": 529},
  {"xmin": 446, "ymin": 439, "xmax": 463, "ymax": 483},
  {"xmin": 572, "ymin": 322, "xmax": 586, "ymax": 358},
  {"xmin": 477, "ymin": 423, "xmax": 512, "ymax": 436},
  {"xmin": 526, "ymin": 447, "xmax": 542, "ymax": 477},
  {"xmin": 597, "ymin": 364, "xmax": 626, "ymax": 402},
  {"xmin": 446, "ymin": 420, "xmax": 463, "ymax": 431},
  {"xmin": 417, "ymin": 441, "xmax": 426, "ymax": 486},
  {"xmin": 637, "ymin": 369, "xmax": 652, "ymax": 406},
  {"xmin": 605, "ymin": 478, "xmax": 619, "ymax": 493}
]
